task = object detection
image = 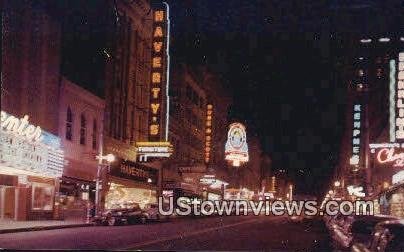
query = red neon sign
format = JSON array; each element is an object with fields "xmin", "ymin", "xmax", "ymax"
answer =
[{"xmin": 377, "ymin": 148, "xmax": 404, "ymax": 167}]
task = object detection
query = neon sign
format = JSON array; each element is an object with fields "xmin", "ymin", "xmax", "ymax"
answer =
[
  {"xmin": 225, "ymin": 123, "xmax": 249, "ymax": 167},
  {"xmin": 396, "ymin": 52, "xmax": 404, "ymax": 140},
  {"xmin": 149, "ymin": 4, "xmax": 170, "ymax": 141},
  {"xmin": 136, "ymin": 141, "xmax": 172, "ymax": 162},
  {"xmin": 377, "ymin": 148, "xmax": 404, "ymax": 167},
  {"xmin": 350, "ymin": 104, "xmax": 361, "ymax": 165},
  {"xmin": 347, "ymin": 185, "xmax": 365, "ymax": 197},
  {"xmin": 205, "ymin": 104, "xmax": 213, "ymax": 164},
  {"xmin": 0, "ymin": 111, "xmax": 42, "ymax": 142},
  {"xmin": 0, "ymin": 111, "xmax": 63, "ymax": 178},
  {"xmin": 390, "ymin": 59, "xmax": 396, "ymax": 142}
]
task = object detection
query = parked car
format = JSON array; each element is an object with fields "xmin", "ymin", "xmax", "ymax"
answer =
[
  {"xmin": 332, "ymin": 215, "xmax": 398, "ymax": 249},
  {"xmin": 351, "ymin": 219, "xmax": 404, "ymax": 252},
  {"xmin": 143, "ymin": 203, "xmax": 170, "ymax": 221},
  {"xmin": 94, "ymin": 203, "xmax": 148, "ymax": 226}
]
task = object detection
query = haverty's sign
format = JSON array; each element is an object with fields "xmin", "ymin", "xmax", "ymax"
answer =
[{"xmin": 225, "ymin": 123, "xmax": 249, "ymax": 167}]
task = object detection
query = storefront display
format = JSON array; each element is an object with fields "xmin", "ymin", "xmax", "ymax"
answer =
[
  {"xmin": 104, "ymin": 159, "xmax": 159, "ymax": 210},
  {"xmin": 0, "ymin": 110, "xmax": 64, "ymax": 220}
]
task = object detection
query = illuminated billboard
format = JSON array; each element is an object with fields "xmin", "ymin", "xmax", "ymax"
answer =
[{"xmin": 225, "ymin": 123, "xmax": 249, "ymax": 167}]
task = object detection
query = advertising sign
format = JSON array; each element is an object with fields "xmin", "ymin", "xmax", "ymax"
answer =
[
  {"xmin": 225, "ymin": 123, "xmax": 249, "ymax": 167},
  {"xmin": 0, "ymin": 110, "xmax": 64, "ymax": 178},
  {"xmin": 109, "ymin": 158, "xmax": 158, "ymax": 186}
]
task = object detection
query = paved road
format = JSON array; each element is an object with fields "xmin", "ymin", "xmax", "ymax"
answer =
[{"xmin": 0, "ymin": 215, "xmax": 332, "ymax": 250}]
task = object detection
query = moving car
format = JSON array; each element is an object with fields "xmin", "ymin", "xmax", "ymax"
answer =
[
  {"xmin": 95, "ymin": 203, "xmax": 148, "ymax": 226},
  {"xmin": 351, "ymin": 219, "xmax": 404, "ymax": 252}
]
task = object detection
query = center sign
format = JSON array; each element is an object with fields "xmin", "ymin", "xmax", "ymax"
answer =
[{"xmin": 225, "ymin": 123, "xmax": 249, "ymax": 167}]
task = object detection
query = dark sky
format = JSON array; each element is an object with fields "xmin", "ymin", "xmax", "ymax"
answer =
[
  {"xmin": 58, "ymin": 0, "xmax": 402, "ymax": 196},
  {"xmin": 165, "ymin": 0, "xmax": 402, "ymax": 195}
]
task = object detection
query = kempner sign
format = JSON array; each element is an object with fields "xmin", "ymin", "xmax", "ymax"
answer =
[{"xmin": 225, "ymin": 123, "xmax": 249, "ymax": 167}]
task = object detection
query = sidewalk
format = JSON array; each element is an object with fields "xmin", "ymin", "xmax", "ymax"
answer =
[{"xmin": 0, "ymin": 219, "xmax": 92, "ymax": 234}]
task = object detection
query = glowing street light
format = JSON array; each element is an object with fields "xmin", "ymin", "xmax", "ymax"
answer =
[
  {"xmin": 334, "ymin": 181, "xmax": 341, "ymax": 187},
  {"xmin": 95, "ymin": 153, "xmax": 116, "ymax": 215},
  {"xmin": 105, "ymin": 153, "xmax": 115, "ymax": 163}
]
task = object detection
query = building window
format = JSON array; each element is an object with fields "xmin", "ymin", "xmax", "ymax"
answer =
[
  {"xmin": 92, "ymin": 119, "xmax": 97, "ymax": 150},
  {"xmin": 80, "ymin": 114, "xmax": 86, "ymax": 145},
  {"xmin": 66, "ymin": 107, "xmax": 73, "ymax": 140}
]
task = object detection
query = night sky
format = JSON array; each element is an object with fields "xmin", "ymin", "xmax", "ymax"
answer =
[
  {"xmin": 166, "ymin": 0, "xmax": 401, "ymax": 195},
  {"xmin": 59, "ymin": 0, "xmax": 402, "ymax": 196}
]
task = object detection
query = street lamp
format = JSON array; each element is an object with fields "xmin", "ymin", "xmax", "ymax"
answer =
[
  {"xmin": 95, "ymin": 153, "xmax": 115, "ymax": 215},
  {"xmin": 334, "ymin": 181, "xmax": 341, "ymax": 187}
]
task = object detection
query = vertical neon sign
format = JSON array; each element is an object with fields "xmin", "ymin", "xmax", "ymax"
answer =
[
  {"xmin": 350, "ymin": 104, "xmax": 361, "ymax": 166},
  {"xmin": 390, "ymin": 59, "xmax": 396, "ymax": 142},
  {"xmin": 396, "ymin": 53, "xmax": 404, "ymax": 140},
  {"xmin": 149, "ymin": 4, "xmax": 170, "ymax": 142}
]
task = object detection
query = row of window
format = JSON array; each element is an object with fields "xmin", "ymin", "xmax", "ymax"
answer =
[{"xmin": 66, "ymin": 107, "xmax": 97, "ymax": 150}]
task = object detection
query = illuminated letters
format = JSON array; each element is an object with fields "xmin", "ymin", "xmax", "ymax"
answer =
[
  {"xmin": 152, "ymin": 72, "xmax": 161, "ymax": 83},
  {"xmin": 350, "ymin": 104, "xmax": 362, "ymax": 165},
  {"xmin": 0, "ymin": 111, "xmax": 42, "ymax": 142},
  {"xmin": 153, "ymin": 57, "xmax": 162, "ymax": 68},
  {"xmin": 153, "ymin": 42, "xmax": 163, "ymax": 53},
  {"xmin": 154, "ymin": 10, "xmax": 164, "ymax": 22},
  {"xmin": 151, "ymin": 103, "xmax": 160, "ymax": 114},
  {"xmin": 396, "ymin": 52, "xmax": 404, "ymax": 139},
  {"xmin": 152, "ymin": 88, "xmax": 161, "ymax": 98},
  {"xmin": 150, "ymin": 125, "xmax": 159, "ymax": 135},
  {"xmin": 377, "ymin": 148, "xmax": 404, "ymax": 167},
  {"xmin": 205, "ymin": 104, "xmax": 213, "ymax": 163},
  {"xmin": 148, "ymin": 5, "xmax": 169, "ymax": 141},
  {"xmin": 154, "ymin": 26, "xmax": 163, "ymax": 37}
]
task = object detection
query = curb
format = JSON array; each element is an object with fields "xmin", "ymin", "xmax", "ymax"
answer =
[{"xmin": 0, "ymin": 223, "xmax": 93, "ymax": 234}]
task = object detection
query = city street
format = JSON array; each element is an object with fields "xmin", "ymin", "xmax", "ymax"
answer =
[{"xmin": 0, "ymin": 216, "xmax": 332, "ymax": 250}]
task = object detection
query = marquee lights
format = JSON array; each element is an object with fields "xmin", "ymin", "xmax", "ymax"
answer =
[
  {"xmin": 149, "ymin": 3, "xmax": 170, "ymax": 141},
  {"xmin": 225, "ymin": 123, "xmax": 249, "ymax": 167},
  {"xmin": 1, "ymin": 111, "xmax": 42, "ymax": 142},
  {"xmin": 350, "ymin": 104, "xmax": 361, "ymax": 166},
  {"xmin": 396, "ymin": 52, "xmax": 404, "ymax": 140},
  {"xmin": 205, "ymin": 104, "xmax": 213, "ymax": 164}
]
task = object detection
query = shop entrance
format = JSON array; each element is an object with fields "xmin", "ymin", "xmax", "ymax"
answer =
[{"xmin": 0, "ymin": 186, "xmax": 16, "ymax": 220}]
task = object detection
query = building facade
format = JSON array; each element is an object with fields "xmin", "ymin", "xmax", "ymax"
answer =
[
  {"xmin": 57, "ymin": 78, "xmax": 105, "ymax": 219},
  {"xmin": 336, "ymin": 35, "xmax": 404, "ymax": 217},
  {"xmin": 101, "ymin": 0, "xmax": 164, "ymax": 211},
  {"xmin": 1, "ymin": 1, "xmax": 64, "ymax": 220}
]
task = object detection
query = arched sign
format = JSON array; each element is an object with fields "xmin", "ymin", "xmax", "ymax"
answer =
[{"xmin": 225, "ymin": 123, "xmax": 249, "ymax": 167}]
